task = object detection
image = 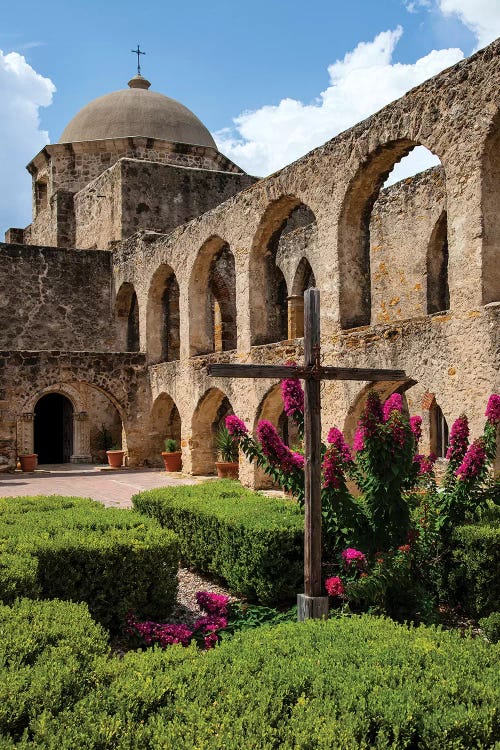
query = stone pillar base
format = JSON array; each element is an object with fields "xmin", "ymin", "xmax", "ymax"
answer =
[
  {"xmin": 70, "ymin": 454, "xmax": 92, "ymax": 464},
  {"xmin": 297, "ymin": 594, "xmax": 329, "ymax": 621}
]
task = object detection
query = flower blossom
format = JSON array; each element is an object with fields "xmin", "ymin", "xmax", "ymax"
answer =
[
  {"xmin": 398, "ymin": 544, "xmax": 411, "ymax": 554},
  {"xmin": 127, "ymin": 614, "xmax": 194, "ymax": 648},
  {"xmin": 383, "ymin": 393, "xmax": 403, "ymax": 421},
  {"xmin": 410, "ymin": 415, "xmax": 422, "ymax": 443},
  {"xmin": 455, "ymin": 438, "xmax": 487, "ymax": 480},
  {"xmin": 281, "ymin": 368, "xmax": 304, "ymax": 419},
  {"xmin": 193, "ymin": 615, "xmax": 228, "ymax": 632},
  {"xmin": 225, "ymin": 415, "xmax": 248, "ymax": 438},
  {"xmin": 322, "ymin": 448, "xmax": 343, "ymax": 489},
  {"xmin": 413, "ymin": 452, "xmax": 437, "ymax": 475},
  {"xmin": 257, "ymin": 420, "xmax": 304, "ymax": 472},
  {"xmin": 196, "ymin": 591, "xmax": 230, "ymax": 617},
  {"xmin": 353, "ymin": 427, "xmax": 365, "ymax": 452},
  {"xmin": 325, "ymin": 576, "xmax": 345, "ymax": 597},
  {"xmin": 360, "ymin": 392, "xmax": 383, "ymax": 438},
  {"xmin": 388, "ymin": 413, "xmax": 407, "ymax": 448},
  {"xmin": 326, "ymin": 428, "xmax": 352, "ymax": 463},
  {"xmin": 342, "ymin": 548, "xmax": 367, "ymax": 569},
  {"xmin": 446, "ymin": 415, "xmax": 469, "ymax": 462},
  {"xmin": 203, "ymin": 632, "xmax": 219, "ymax": 649},
  {"xmin": 485, "ymin": 394, "xmax": 500, "ymax": 425}
]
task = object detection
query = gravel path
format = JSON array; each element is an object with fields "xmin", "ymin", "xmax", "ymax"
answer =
[{"xmin": 170, "ymin": 567, "xmax": 238, "ymax": 626}]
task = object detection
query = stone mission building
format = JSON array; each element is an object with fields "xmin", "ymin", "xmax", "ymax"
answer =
[{"xmin": 0, "ymin": 42, "xmax": 499, "ymax": 481}]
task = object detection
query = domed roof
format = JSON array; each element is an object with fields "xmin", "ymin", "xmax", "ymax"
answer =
[{"xmin": 58, "ymin": 75, "xmax": 217, "ymax": 149}]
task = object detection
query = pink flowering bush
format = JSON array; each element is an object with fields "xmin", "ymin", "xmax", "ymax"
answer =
[{"xmin": 127, "ymin": 590, "xmax": 231, "ymax": 651}]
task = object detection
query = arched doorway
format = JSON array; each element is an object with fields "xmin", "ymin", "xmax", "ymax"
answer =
[{"xmin": 34, "ymin": 393, "xmax": 74, "ymax": 463}]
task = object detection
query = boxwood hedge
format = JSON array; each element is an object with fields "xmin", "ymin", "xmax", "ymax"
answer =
[
  {"xmin": 0, "ymin": 598, "xmax": 109, "ymax": 743},
  {"xmin": 17, "ymin": 615, "xmax": 500, "ymax": 749},
  {"xmin": 0, "ymin": 495, "xmax": 179, "ymax": 630},
  {"xmin": 448, "ymin": 522, "xmax": 500, "ymax": 617},
  {"xmin": 132, "ymin": 480, "xmax": 304, "ymax": 604}
]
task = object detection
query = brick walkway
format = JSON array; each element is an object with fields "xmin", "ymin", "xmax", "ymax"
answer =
[{"xmin": 0, "ymin": 465, "xmax": 207, "ymax": 508}]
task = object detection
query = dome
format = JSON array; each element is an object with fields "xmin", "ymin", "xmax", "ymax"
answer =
[{"xmin": 58, "ymin": 75, "xmax": 217, "ymax": 149}]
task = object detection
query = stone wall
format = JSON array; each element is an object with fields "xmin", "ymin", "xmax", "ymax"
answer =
[{"xmin": 0, "ymin": 243, "xmax": 114, "ymax": 351}]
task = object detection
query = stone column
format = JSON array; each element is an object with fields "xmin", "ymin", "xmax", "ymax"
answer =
[
  {"xmin": 71, "ymin": 411, "xmax": 92, "ymax": 463},
  {"xmin": 288, "ymin": 295, "xmax": 304, "ymax": 339},
  {"xmin": 17, "ymin": 412, "xmax": 35, "ymax": 456}
]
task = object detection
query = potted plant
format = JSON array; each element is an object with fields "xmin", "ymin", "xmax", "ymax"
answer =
[
  {"xmin": 19, "ymin": 453, "xmax": 37, "ymax": 472},
  {"xmin": 106, "ymin": 444, "xmax": 125, "ymax": 469},
  {"xmin": 96, "ymin": 424, "xmax": 113, "ymax": 464},
  {"xmin": 215, "ymin": 425, "xmax": 239, "ymax": 479},
  {"xmin": 161, "ymin": 438, "xmax": 182, "ymax": 472}
]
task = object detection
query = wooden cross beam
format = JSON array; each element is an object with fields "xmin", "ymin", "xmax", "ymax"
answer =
[{"xmin": 207, "ymin": 288, "xmax": 408, "ymax": 620}]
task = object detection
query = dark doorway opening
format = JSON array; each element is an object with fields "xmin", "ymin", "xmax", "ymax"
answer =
[{"xmin": 34, "ymin": 394, "xmax": 73, "ymax": 463}]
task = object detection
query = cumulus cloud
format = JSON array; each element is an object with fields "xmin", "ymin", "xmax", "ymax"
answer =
[
  {"xmin": 0, "ymin": 50, "xmax": 55, "ymax": 234},
  {"xmin": 438, "ymin": 0, "xmax": 500, "ymax": 49},
  {"xmin": 214, "ymin": 28, "xmax": 463, "ymax": 178}
]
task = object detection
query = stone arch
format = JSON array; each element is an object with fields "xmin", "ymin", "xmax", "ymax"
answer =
[
  {"xmin": 480, "ymin": 111, "xmax": 500, "ymax": 304},
  {"xmin": 190, "ymin": 387, "xmax": 234, "ymax": 474},
  {"xmin": 338, "ymin": 139, "xmax": 444, "ymax": 329},
  {"xmin": 289, "ymin": 257, "xmax": 316, "ymax": 338},
  {"xmin": 251, "ymin": 383, "xmax": 300, "ymax": 489},
  {"xmin": 115, "ymin": 282, "xmax": 140, "ymax": 352},
  {"xmin": 427, "ymin": 211, "xmax": 450, "ymax": 314},
  {"xmin": 146, "ymin": 264, "xmax": 180, "ymax": 364},
  {"xmin": 250, "ymin": 197, "xmax": 317, "ymax": 345},
  {"xmin": 149, "ymin": 392, "xmax": 181, "ymax": 466},
  {"xmin": 17, "ymin": 382, "xmax": 124, "ymax": 464},
  {"xmin": 189, "ymin": 236, "xmax": 236, "ymax": 356}
]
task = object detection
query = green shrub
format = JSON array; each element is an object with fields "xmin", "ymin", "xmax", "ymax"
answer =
[
  {"xmin": 133, "ymin": 480, "xmax": 303, "ymax": 604},
  {"xmin": 23, "ymin": 615, "xmax": 500, "ymax": 749},
  {"xmin": 0, "ymin": 495, "xmax": 179, "ymax": 630},
  {"xmin": 447, "ymin": 522, "xmax": 500, "ymax": 618},
  {"xmin": 0, "ymin": 598, "xmax": 109, "ymax": 742},
  {"xmin": 480, "ymin": 612, "xmax": 500, "ymax": 643}
]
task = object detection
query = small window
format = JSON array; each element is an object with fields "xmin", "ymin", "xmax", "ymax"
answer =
[{"xmin": 35, "ymin": 180, "xmax": 48, "ymax": 212}]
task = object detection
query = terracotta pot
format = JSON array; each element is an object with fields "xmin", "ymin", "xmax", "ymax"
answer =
[
  {"xmin": 215, "ymin": 461, "xmax": 239, "ymax": 479},
  {"xmin": 161, "ymin": 451, "xmax": 182, "ymax": 472},
  {"xmin": 19, "ymin": 454, "xmax": 37, "ymax": 472},
  {"xmin": 106, "ymin": 450, "xmax": 125, "ymax": 468}
]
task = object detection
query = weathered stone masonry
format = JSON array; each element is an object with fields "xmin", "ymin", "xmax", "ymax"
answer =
[{"xmin": 0, "ymin": 44, "xmax": 499, "ymax": 474}]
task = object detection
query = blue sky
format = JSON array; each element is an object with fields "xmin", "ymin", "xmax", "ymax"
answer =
[{"xmin": 0, "ymin": 0, "xmax": 498, "ymax": 232}]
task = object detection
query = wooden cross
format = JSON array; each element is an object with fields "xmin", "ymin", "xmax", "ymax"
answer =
[
  {"xmin": 207, "ymin": 288, "xmax": 407, "ymax": 620},
  {"xmin": 131, "ymin": 44, "xmax": 146, "ymax": 76}
]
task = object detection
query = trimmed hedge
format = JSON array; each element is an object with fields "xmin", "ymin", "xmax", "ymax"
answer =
[
  {"xmin": 0, "ymin": 495, "xmax": 179, "ymax": 630},
  {"xmin": 448, "ymin": 522, "xmax": 500, "ymax": 618},
  {"xmin": 21, "ymin": 615, "xmax": 500, "ymax": 749},
  {"xmin": 133, "ymin": 480, "xmax": 304, "ymax": 604},
  {"xmin": 0, "ymin": 598, "xmax": 109, "ymax": 742}
]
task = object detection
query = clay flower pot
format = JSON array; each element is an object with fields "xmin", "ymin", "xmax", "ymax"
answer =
[
  {"xmin": 215, "ymin": 461, "xmax": 239, "ymax": 479},
  {"xmin": 161, "ymin": 451, "xmax": 182, "ymax": 472},
  {"xmin": 106, "ymin": 450, "xmax": 125, "ymax": 468},
  {"xmin": 19, "ymin": 454, "xmax": 37, "ymax": 472}
]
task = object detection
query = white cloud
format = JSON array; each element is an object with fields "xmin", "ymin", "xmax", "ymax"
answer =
[
  {"xmin": 438, "ymin": 0, "xmax": 500, "ymax": 49},
  {"xmin": 0, "ymin": 50, "xmax": 55, "ymax": 235},
  {"xmin": 215, "ymin": 28, "xmax": 463, "ymax": 178}
]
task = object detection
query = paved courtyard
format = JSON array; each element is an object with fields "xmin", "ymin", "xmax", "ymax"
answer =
[{"xmin": 0, "ymin": 465, "xmax": 205, "ymax": 508}]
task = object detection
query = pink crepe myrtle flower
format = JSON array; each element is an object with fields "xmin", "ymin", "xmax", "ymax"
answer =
[
  {"xmin": 281, "ymin": 365, "xmax": 304, "ymax": 419},
  {"xmin": 446, "ymin": 415, "xmax": 469, "ymax": 462},
  {"xmin": 225, "ymin": 415, "xmax": 248, "ymax": 438},
  {"xmin": 485, "ymin": 394, "xmax": 500, "ymax": 425},
  {"xmin": 196, "ymin": 591, "xmax": 230, "ymax": 617},
  {"xmin": 325, "ymin": 576, "xmax": 345, "ymax": 597},
  {"xmin": 322, "ymin": 448, "xmax": 343, "ymax": 489},
  {"xmin": 257, "ymin": 420, "xmax": 304, "ymax": 471},
  {"xmin": 410, "ymin": 415, "xmax": 422, "ymax": 443},
  {"xmin": 413, "ymin": 452, "xmax": 437, "ymax": 475},
  {"xmin": 455, "ymin": 438, "xmax": 487, "ymax": 480},
  {"xmin": 353, "ymin": 427, "xmax": 365, "ymax": 452},
  {"xmin": 342, "ymin": 547, "xmax": 367, "ymax": 569},
  {"xmin": 389, "ymin": 414, "xmax": 406, "ymax": 448},
  {"xmin": 326, "ymin": 428, "xmax": 352, "ymax": 463},
  {"xmin": 383, "ymin": 393, "xmax": 403, "ymax": 421},
  {"xmin": 360, "ymin": 392, "xmax": 383, "ymax": 437}
]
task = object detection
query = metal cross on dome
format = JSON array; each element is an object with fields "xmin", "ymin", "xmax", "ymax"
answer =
[
  {"xmin": 207, "ymin": 288, "xmax": 408, "ymax": 620},
  {"xmin": 131, "ymin": 44, "xmax": 146, "ymax": 76}
]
